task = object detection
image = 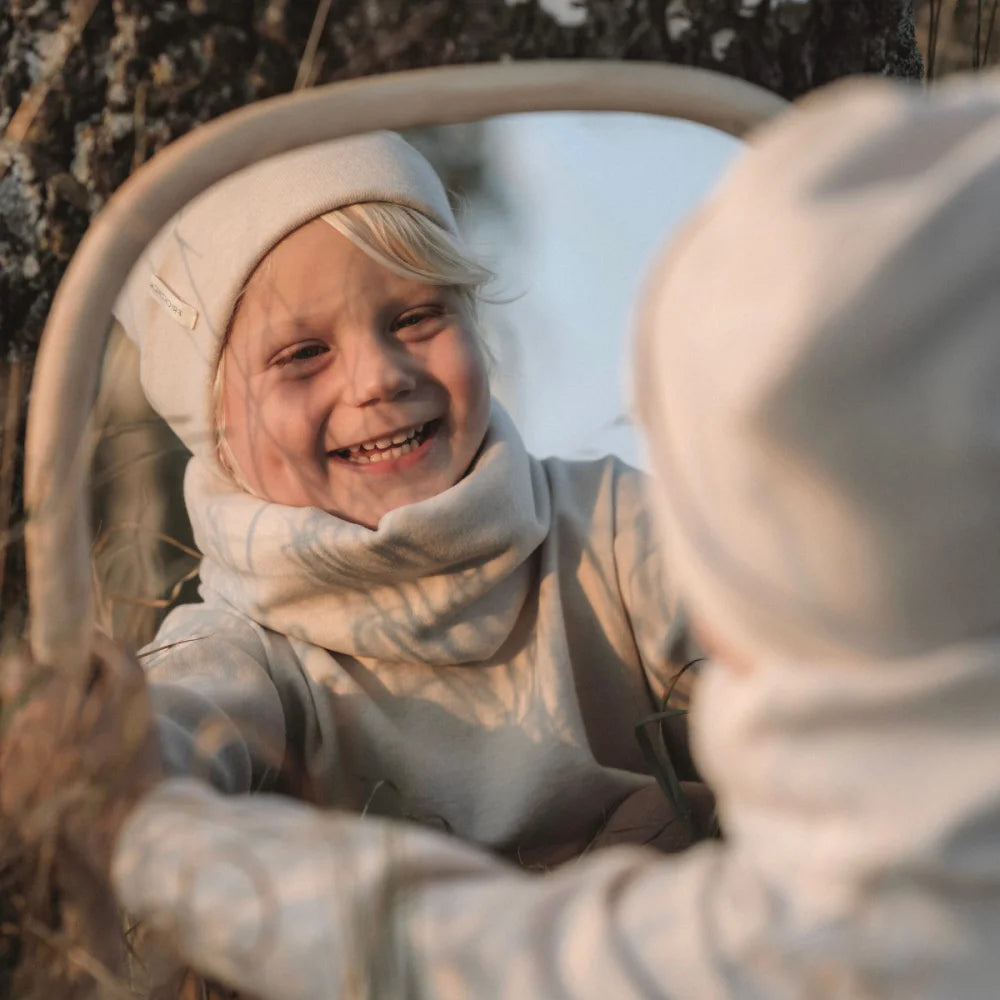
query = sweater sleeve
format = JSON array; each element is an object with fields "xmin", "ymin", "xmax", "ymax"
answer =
[
  {"xmin": 112, "ymin": 778, "xmax": 741, "ymax": 1000},
  {"xmin": 139, "ymin": 603, "xmax": 294, "ymax": 794}
]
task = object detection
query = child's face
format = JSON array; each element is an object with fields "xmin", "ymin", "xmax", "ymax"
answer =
[{"xmin": 220, "ymin": 218, "xmax": 491, "ymax": 528}]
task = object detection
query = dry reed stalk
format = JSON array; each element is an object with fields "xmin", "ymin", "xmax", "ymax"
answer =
[{"xmin": 918, "ymin": 0, "xmax": 1000, "ymax": 77}]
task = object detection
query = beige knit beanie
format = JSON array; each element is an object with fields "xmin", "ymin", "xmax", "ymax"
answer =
[
  {"xmin": 114, "ymin": 132, "xmax": 459, "ymax": 462},
  {"xmin": 634, "ymin": 72, "xmax": 1000, "ymax": 664}
]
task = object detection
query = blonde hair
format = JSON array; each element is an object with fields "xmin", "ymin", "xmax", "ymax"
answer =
[
  {"xmin": 214, "ymin": 201, "xmax": 494, "ymax": 485},
  {"xmin": 323, "ymin": 202, "xmax": 493, "ymax": 325}
]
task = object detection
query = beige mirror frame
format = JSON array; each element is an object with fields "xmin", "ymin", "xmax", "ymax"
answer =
[{"xmin": 24, "ymin": 59, "xmax": 788, "ymax": 673}]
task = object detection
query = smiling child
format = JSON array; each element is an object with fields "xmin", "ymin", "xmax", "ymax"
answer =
[{"xmin": 114, "ymin": 132, "xmax": 702, "ymax": 864}]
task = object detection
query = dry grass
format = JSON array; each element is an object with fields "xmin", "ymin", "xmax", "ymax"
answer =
[
  {"xmin": 0, "ymin": 639, "xmax": 246, "ymax": 999},
  {"xmin": 0, "ymin": 645, "xmax": 135, "ymax": 999},
  {"xmin": 0, "ymin": 345, "xmax": 210, "ymax": 997}
]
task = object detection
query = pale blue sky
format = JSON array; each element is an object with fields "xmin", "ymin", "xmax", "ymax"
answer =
[{"xmin": 463, "ymin": 112, "xmax": 742, "ymax": 468}]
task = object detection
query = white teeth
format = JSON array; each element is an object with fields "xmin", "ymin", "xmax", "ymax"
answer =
[
  {"xmin": 345, "ymin": 438, "xmax": 417, "ymax": 464},
  {"xmin": 393, "ymin": 423, "xmax": 425, "ymax": 445},
  {"xmin": 339, "ymin": 423, "xmax": 426, "ymax": 461}
]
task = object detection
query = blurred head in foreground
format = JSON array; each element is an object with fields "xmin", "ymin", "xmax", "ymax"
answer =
[
  {"xmin": 635, "ymin": 71, "xmax": 1000, "ymax": 989},
  {"xmin": 637, "ymin": 76, "xmax": 1000, "ymax": 667}
]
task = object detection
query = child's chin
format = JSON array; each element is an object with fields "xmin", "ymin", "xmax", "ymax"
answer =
[{"xmin": 328, "ymin": 476, "xmax": 458, "ymax": 528}]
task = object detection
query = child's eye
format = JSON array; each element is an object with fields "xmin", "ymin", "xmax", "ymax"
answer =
[
  {"xmin": 273, "ymin": 342, "xmax": 329, "ymax": 367},
  {"xmin": 392, "ymin": 305, "xmax": 447, "ymax": 338}
]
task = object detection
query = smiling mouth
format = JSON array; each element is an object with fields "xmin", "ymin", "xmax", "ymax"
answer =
[{"xmin": 330, "ymin": 420, "xmax": 440, "ymax": 464}]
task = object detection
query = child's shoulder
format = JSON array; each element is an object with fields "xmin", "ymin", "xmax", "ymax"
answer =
[
  {"xmin": 539, "ymin": 452, "xmax": 648, "ymax": 496},
  {"xmin": 139, "ymin": 597, "xmax": 277, "ymax": 670},
  {"xmin": 536, "ymin": 452, "xmax": 653, "ymax": 529}
]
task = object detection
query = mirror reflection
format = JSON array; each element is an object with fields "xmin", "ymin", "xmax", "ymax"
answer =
[{"xmin": 92, "ymin": 112, "xmax": 742, "ymax": 644}]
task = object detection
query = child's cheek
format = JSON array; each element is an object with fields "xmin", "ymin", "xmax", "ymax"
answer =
[
  {"xmin": 454, "ymin": 334, "xmax": 491, "ymax": 415},
  {"xmin": 273, "ymin": 379, "xmax": 325, "ymax": 444}
]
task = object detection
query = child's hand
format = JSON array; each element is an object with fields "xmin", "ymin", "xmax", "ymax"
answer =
[{"xmin": 0, "ymin": 633, "xmax": 164, "ymax": 882}]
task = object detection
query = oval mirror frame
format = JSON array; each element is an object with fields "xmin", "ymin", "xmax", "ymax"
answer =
[{"xmin": 24, "ymin": 59, "xmax": 788, "ymax": 670}]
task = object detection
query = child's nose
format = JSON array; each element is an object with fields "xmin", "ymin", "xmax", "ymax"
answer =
[{"xmin": 343, "ymin": 336, "xmax": 417, "ymax": 406}]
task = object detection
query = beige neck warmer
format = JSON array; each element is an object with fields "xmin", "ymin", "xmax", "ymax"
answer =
[{"xmin": 184, "ymin": 403, "xmax": 551, "ymax": 664}]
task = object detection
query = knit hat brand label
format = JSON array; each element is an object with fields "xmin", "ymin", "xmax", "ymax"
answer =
[{"xmin": 149, "ymin": 274, "xmax": 198, "ymax": 329}]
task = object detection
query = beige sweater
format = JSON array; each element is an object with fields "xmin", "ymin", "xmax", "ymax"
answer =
[{"xmin": 143, "ymin": 406, "xmax": 694, "ymax": 864}]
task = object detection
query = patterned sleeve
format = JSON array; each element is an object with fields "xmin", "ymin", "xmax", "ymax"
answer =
[{"xmin": 139, "ymin": 603, "xmax": 291, "ymax": 794}]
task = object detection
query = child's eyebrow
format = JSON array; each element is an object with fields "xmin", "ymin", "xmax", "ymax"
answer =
[
  {"xmin": 260, "ymin": 308, "xmax": 341, "ymax": 341},
  {"xmin": 252, "ymin": 287, "xmax": 449, "ymax": 354}
]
